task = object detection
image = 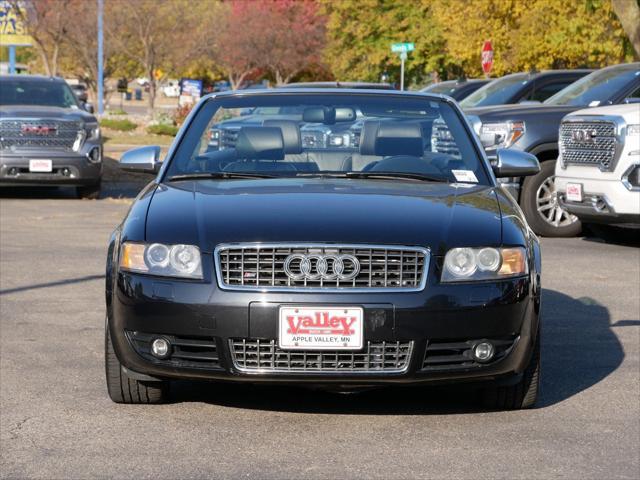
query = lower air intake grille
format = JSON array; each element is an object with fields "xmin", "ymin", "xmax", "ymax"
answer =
[
  {"xmin": 126, "ymin": 331, "xmax": 221, "ymax": 370},
  {"xmin": 421, "ymin": 336, "xmax": 517, "ymax": 370},
  {"xmin": 230, "ymin": 339, "xmax": 413, "ymax": 373}
]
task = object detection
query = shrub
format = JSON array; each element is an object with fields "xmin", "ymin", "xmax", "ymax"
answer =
[
  {"xmin": 100, "ymin": 118, "xmax": 137, "ymax": 131},
  {"xmin": 147, "ymin": 124, "xmax": 179, "ymax": 136}
]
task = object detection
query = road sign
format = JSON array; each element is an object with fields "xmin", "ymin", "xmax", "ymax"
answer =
[
  {"xmin": 481, "ymin": 40, "xmax": 494, "ymax": 76},
  {"xmin": 391, "ymin": 43, "xmax": 415, "ymax": 53}
]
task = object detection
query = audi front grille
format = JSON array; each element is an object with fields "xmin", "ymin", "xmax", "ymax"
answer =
[
  {"xmin": 215, "ymin": 243, "xmax": 430, "ymax": 292},
  {"xmin": 559, "ymin": 120, "xmax": 618, "ymax": 171},
  {"xmin": 230, "ymin": 338, "xmax": 413, "ymax": 373}
]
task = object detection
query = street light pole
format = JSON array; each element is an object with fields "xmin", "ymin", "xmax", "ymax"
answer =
[
  {"xmin": 97, "ymin": 0, "xmax": 104, "ymax": 115},
  {"xmin": 400, "ymin": 51, "xmax": 407, "ymax": 91}
]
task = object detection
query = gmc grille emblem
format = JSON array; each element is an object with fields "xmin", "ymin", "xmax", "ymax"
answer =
[
  {"xmin": 21, "ymin": 124, "xmax": 57, "ymax": 136},
  {"xmin": 571, "ymin": 128, "xmax": 597, "ymax": 144},
  {"xmin": 284, "ymin": 253, "xmax": 360, "ymax": 281}
]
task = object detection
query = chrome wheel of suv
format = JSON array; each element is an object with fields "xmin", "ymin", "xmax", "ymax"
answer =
[
  {"xmin": 520, "ymin": 159, "xmax": 582, "ymax": 237},
  {"xmin": 536, "ymin": 175, "xmax": 578, "ymax": 227}
]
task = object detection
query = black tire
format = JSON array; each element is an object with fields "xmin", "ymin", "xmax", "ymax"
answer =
[
  {"xmin": 520, "ymin": 160, "xmax": 581, "ymax": 237},
  {"xmin": 76, "ymin": 181, "xmax": 101, "ymax": 199},
  {"xmin": 105, "ymin": 324, "xmax": 168, "ymax": 404},
  {"xmin": 480, "ymin": 331, "xmax": 540, "ymax": 410}
]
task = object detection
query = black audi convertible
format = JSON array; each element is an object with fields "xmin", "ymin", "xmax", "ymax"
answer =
[{"xmin": 106, "ymin": 89, "xmax": 542, "ymax": 409}]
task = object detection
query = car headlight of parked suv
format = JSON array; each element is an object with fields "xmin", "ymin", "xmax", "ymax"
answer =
[
  {"xmin": 119, "ymin": 242, "xmax": 203, "ymax": 279},
  {"xmin": 442, "ymin": 247, "xmax": 528, "ymax": 282},
  {"xmin": 479, "ymin": 121, "xmax": 526, "ymax": 149},
  {"xmin": 87, "ymin": 123, "xmax": 101, "ymax": 140}
]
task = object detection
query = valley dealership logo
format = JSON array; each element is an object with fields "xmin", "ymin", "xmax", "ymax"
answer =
[{"xmin": 284, "ymin": 253, "xmax": 360, "ymax": 281}]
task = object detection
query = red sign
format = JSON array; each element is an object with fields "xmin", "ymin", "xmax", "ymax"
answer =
[{"xmin": 481, "ymin": 40, "xmax": 494, "ymax": 75}]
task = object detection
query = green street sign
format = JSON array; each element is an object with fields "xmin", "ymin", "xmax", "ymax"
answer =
[{"xmin": 391, "ymin": 42, "xmax": 415, "ymax": 53}]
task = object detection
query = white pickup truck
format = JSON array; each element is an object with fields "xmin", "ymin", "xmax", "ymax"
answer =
[{"xmin": 555, "ymin": 103, "xmax": 640, "ymax": 229}]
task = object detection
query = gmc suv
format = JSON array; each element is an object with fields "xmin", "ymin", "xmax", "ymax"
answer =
[
  {"xmin": 0, "ymin": 75, "xmax": 103, "ymax": 199},
  {"xmin": 465, "ymin": 63, "xmax": 640, "ymax": 236}
]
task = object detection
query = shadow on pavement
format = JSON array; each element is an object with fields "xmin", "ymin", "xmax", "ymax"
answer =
[
  {"xmin": 168, "ymin": 288, "xmax": 624, "ymax": 414},
  {"xmin": 0, "ymin": 274, "xmax": 104, "ymax": 295}
]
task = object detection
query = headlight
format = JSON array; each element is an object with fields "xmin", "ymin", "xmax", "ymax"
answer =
[
  {"xmin": 627, "ymin": 124, "xmax": 640, "ymax": 136},
  {"xmin": 119, "ymin": 242, "xmax": 203, "ymax": 279},
  {"xmin": 479, "ymin": 121, "xmax": 525, "ymax": 149},
  {"xmin": 441, "ymin": 247, "xmax": 528, "ymax": 282},
  {"xmin": 86, "ymin": 123, "xmax": 100, "ymax": 140}
]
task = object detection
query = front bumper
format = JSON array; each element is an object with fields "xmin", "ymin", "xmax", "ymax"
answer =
[
  {"xmin": 0, "ymin": 147, "xmax": 102, "ymax": 187},
  {"xmin": 555, "ymin": 174, "xmax": 640, "ymax": 226},
  {"xmin": 108, "ymin": 269, "xmax": 540, "ymax": 387}
]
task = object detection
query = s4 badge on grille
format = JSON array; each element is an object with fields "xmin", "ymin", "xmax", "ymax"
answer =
[{"xmin": 279, "ymin": 306, "xmax": 363, "ymax": 350}]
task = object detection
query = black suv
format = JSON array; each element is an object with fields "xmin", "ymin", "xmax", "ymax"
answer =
[
  {"xmin": 460, "ymin": 70, "xmax": 592, "ymax": 109},
  {"xmin": 0, "ymin": 75, "xmax": 103, "ymax": 198},
  {"xmin": 465, "ymin": 63, "xmax": 640, "ymax": 236}
]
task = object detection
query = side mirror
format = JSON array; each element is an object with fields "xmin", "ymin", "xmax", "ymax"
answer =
[
  {"xmin": 491, "ymin": 148, "xmax": 540, "ymax": 177},
  {"xmin": 119, "ymin": 146, "xmax": 162, "ymax": 174},
  {"xmin": 84, "ymin": 102, "xmax": 95, "ymax": 113}
]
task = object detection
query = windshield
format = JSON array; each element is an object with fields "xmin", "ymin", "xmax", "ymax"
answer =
[
  {"xmin": 165, "ymin": 93, "xmax": 489, "ymax": 185},
  {"xmin": 460, "ymin": 73, "xmax": 529, "ymax": 108},
  {"xmin": 0, "ymin": 79, "xmax": 80, "ymax": 109},
  {"xmin": 422, "ymin": 81, "xmax": 459, "ymax": 95},
  {"xmin": 544, "ymin": 65, "xmax": 640, "ymax": 106}
]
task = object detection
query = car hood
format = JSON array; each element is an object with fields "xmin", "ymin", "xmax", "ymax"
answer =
[
  {"xmin": 464, "ymin": 103, "xmax": 580, "ymax": 121},
  {"xmin": 0, "ymin": 105, "xmax": 94, "ymax": 122},
  {"xmin": 145, "ymin": 179, "xmax": 503, "ymax": 256}
]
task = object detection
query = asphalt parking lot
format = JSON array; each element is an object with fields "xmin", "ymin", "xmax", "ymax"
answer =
[{"xmin": 1, "ymin": 188, "xmax": 638, "ymax": 479}]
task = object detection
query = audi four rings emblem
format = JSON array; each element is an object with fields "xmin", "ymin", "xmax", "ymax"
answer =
[{"xmin": 284, "ymin": 253, "xmax": 360, "ymax": 281}]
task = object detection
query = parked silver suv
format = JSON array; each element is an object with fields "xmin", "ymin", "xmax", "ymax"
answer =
[{"xmin": 0, "ymin": 75, "xmax": 103, "ymax": 198}]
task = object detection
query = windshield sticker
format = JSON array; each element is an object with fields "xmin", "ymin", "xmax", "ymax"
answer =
[{"xmin": 452, "ymin": 170, "xmax": 478, "ymax": 183}]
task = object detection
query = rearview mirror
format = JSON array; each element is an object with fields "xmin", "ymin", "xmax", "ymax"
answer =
[
  {"xmin": 491, "ymin": 149, "xmax": 540, "ymax": 177},
  {"xmin": 119, "ymin": 146, "xmax": 162, "ymax": 174}
]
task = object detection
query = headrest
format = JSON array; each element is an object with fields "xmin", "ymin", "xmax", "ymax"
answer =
[
  {"xmin": 303, "ymin": 106, "xmax": 336, "ymax": 124},
  {"xmin": 263, "ymin": 119, "xmax": 302, "ymax": 154},
  {"xmin": 235, "ymin": 127, "xmax": 285, "ymax": 160},
  {"xmin": 359, "ymin": 121, "xmax": 424, "ymax": 157}
]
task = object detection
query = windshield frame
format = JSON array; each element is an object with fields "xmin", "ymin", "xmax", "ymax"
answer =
[
  {"xmin": 159, "ymin": 90, "xmax": 495, "ymax": 186},
  {"xmin": 0, "ymin": 78, "xmax": 81, "ymax": 109}
]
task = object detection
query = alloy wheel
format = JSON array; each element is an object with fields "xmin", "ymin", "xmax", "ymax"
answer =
[{"xmin": 536, "ymin": 175, "xmax": 578, "ymax": 227}]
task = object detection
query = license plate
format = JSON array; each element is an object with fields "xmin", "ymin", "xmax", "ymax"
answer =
[
  {"xmin": 29, "ymin": 159, "xmax": 52, "ymax": 173},
  {"xmin": 278, "ymin": 306, "xmax": 363, "ymax": 350},
  {"xmin": 566, "ymin": 183, "xmax": 583, "ymax": 202}
]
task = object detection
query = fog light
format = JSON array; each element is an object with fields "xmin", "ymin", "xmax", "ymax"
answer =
[
  {"xmin": 8, "ymin": 167, "xmax": 18, "ymax": 176},
  {"xmin": 61, "ymin": 168, "xmax": 71, "ymax": 177},
  {"xmin": 151, "ymin": 337, "xmax": 171, "ymax": 359},
  {"xmin": 473, "ymin": 341, "xmax": 495, "ymax": 362}
]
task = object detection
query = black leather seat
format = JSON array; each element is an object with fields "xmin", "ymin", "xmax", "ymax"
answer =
[{"xmin": 223, "ymin": 126, "xmax": 296, "ymax": 173}]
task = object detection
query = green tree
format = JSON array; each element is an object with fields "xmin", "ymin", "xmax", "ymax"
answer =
[{"xmin": 321, "ymin": 0, "xmax": 447, "ymax": 88}]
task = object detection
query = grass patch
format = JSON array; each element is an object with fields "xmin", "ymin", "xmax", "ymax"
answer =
[
  {"xmin": 100, "ymin": 118, "xmax": 137, "ymax": 131},
  {"xmin": 107, "ymin": 109, "xmax": 128, "ymax": 115},
  {"xmin": 103, "ymin": 133, "xmax": 174, "ymax": 147},
  {"xmin": 146, "ymin": 124, "xmax": 179, "ymax": 136}
]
